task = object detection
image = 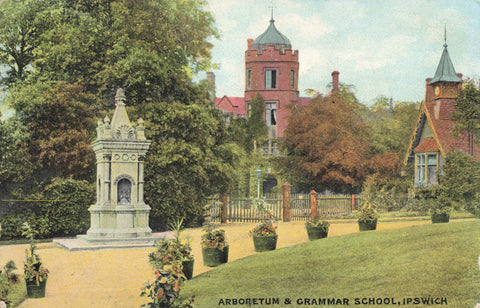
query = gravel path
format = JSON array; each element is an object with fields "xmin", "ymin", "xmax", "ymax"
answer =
[{"xmin": 0, "ymin": 220, "xmax": 431, "ymax": 308}]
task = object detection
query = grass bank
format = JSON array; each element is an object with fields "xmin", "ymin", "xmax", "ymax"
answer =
[{"xmin": 181, "ymin": 220, "xmax": 480, "ymax": 307}]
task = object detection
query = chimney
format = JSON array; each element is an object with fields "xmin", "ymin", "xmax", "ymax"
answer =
[
  {"xmin": 247, "ymin": 38, "xmax": 254, "ymax": 50},
  {"xmin": 206, "ymin": 71, "xmax": 216, "ymax": 100},
  {"xmin": 331, "ymin": 71, "xmax": 340, "ymax": 93}
]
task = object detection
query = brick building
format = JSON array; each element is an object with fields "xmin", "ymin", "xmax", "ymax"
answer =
[
  {"xmin": 213, "ymin": 16, "xmax": 341, "ymax": 155},
  {"xmin": 405, "ymin": 38, "xmax": 479, "ymax": 187}
]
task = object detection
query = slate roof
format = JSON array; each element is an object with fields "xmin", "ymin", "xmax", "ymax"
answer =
[
  {"xmin": 252, "ymin": 18, "xmax": 292, "ymax": 50},
  {"xmin": 429, "ymin": 44, "xmax": 463, "ymax": 84}
]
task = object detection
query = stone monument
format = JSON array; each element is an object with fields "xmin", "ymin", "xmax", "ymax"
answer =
[{"xmin": 78, "ymin": 88, "xmax": 154, "ymax": 245}]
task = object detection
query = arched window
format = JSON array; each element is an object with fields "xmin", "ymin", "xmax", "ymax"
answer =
[{"xmin": 117, "ymin": 178, "xmax": 132, "ymax": 205}]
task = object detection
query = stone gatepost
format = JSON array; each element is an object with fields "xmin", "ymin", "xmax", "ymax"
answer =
[{"xmin": 81, "ymin": 88, "xmax": 153, "ymax": 244}]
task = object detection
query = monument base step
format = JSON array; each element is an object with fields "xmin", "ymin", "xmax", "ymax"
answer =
[{"xmin": 53, "ymin": 232, "xmax": 173, "ymax": 251}]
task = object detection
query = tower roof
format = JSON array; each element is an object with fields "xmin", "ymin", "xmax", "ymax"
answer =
[
  {"xmin": 429, "ymin": 43, "xmax": 462, "ymax": 84},
  {"xmin": 252, "ymin": 18, "xmax": 292, "ymax": 50}
]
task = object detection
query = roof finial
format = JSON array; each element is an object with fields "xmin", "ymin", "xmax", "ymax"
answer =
[
  {"xmin": 444, "ymin": 24, "xmax": 447, "ymax": 47},
  {"xmin": 269, "ymin": 1, "xmax": 275, "ymax": 22}
]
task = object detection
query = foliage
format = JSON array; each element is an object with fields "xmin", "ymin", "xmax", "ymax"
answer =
[
  {"xmin": 0, "ymin": 117, "xmax": 34, "ymax": 193},
  {"xmin": 138, "ymin": 102, "xmax": 239, "ymax": 230},
  {"xmin": 149, "ymin": 219, "xmax": 194, "ymax": 270},
  {"xmin": 414, "ymin": 185, "xmax": 453, "ymax": 215},
  {"xmin": 200, "ymin": 226, "xmax": 227, "ymax": 250},
  {"xmin": 357, "ymin": 201, "xmax": 379, "ymax": 223},
  {"xmin": 22, "ymin": 223, "xmax": 49, "ymax": 284},
  {"xmin": 367, "ymin": 98, "xmax": 420, "ymax": 157},
  {"xmin": 6, "ymin": 81, "xmax": 99, "ymax": 181},
  {"xmin": 278, "ymin": 91, "xmax": 373, "ymax": 192},
  {"xmin": 247, "ymin": 94, "xmax": 268, "ymax": 151},
  {"xmin": 438, "ymin": 149, "xmax": 480, "ymax": 215},
  {"xmin": 249, "ymin": 220, "xmax": 277, "ymax": 237},
  {"xmin": 141, "ymin": 265, "xmax": 194, "ymax": 308},
  {"xmin": 305, "ymin": 218, "xmax": 330, "ymax": 232},
  {"xmin": 452, "ymin": 84, "xmax": 480, "ymax": 155},
  {"xmin": 0, "ymin": 260, "xmax": 20, "ymax": 306}
]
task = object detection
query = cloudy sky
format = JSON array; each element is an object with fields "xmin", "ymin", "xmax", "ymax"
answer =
[{"xmin": 203, "ymin": 0, "xmax": 480, "ymax": 105}]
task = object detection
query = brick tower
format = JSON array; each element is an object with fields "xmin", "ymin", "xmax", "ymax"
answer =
[{"xmin": 245, "ymin": 15, "xmax": 299, "ymax": 153}]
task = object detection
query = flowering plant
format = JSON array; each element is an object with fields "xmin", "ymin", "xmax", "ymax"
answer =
[
  {"xmin": 22, "ymin": 223, "xmax": 49, "ymax": 285},
  {"xmin": 140, "ymin": 263, "xmax": 194, "ymax": 308},
  {"xmin": 149, "ymin": 219, "xmax": 193, "ymax": 270},
  {"xmin": 201, "ymin": 224, "xmax": 228, "ymax": 250},
  {"xmin": 249, "ymin": 220, "xmax": 277, "ymax": 237},
  {"xmin": 357, "ymin": 201, "xmax": 379, "ymax": 223},
  {"xmin": 305, "ymin": 217, "xmax": 330, "ymax": 232}
]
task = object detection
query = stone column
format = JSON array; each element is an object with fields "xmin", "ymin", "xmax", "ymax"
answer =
[
  {"xmin": 310, "ymin": 190, "xmax": 318, "ymax": 219},
  {"xmin": 282, "ymin": 183, "xmax": 291, "ymax": 222},
  {"xmin": 138, "ymin": 156, "xmax": 145, "ymax": 205},
  {"xmin": 103, "ymin": 154, "xmax": 111, "ymax": 205},
  {"xmin": 351, "ymin": 194, "xmax": 356, "ymax": 211}
]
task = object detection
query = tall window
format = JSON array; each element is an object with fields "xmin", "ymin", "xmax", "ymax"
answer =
[
  {"xmin": 427, "ymin": 154, "xmax": 437, "ymax": 185},
  {"xmin": 246, "ymin": 69, "xmax": 252, "ymax": 89},
  {"xmin": 265, "ymin": 70, "xmax": 277, "ymax": 89},
  {"xmin": 290, "ymin": 70, "xmax": 295, "ymax": 88},
  {"xmin": 416, "ymin": 154, "xmax": 425, "ymax": 185},
  {"xmin": 265, "ymin": 102, "xmax": 277, "ymax": 126}
]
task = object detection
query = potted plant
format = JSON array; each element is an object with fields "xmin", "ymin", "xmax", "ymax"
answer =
[
  {"xmin": 357, "ymin": 201, "xmax": 379, "ymax": 231},
  {"xmin": 305, "ymin": 217, "xmax": 330, "ymax": 240},
  {"xmin": 429, "ymin": 193, "xmax": 452, "ymax": 224},
  {"xmin": 0, "ymin": 260, "xmax": 20, "ymax": 307},
  {"xmin": 140, "ymin": 264, "xmax": 194, "ymax": 308},
  {"xmin": 250, "ymin": 220, "xmax": 278, "ymax": 252},
  {"xmin": 22, "ymin": 223, "xmax": 49, "ymax": 298},
  {"xmin": 149, "ymin": 219, "xmax": 194, "ymax": 280},
  {"xmin": 201, "ymin": 225, "xmax": 228, "ymax": 267}
]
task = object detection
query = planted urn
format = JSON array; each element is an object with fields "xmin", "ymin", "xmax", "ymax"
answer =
[
  {"xmin": 305, "ymin": 218, "xmax": 330, "ymax": 240},
  {"xmin": 22, "ymin": 223, "xmax": 49, "ymax": 298},
  {"xmin": 357, "ymin": 202, "xmax": 379, "ymax": 231},
  {"xmin": 250, "ymin": 220, "xmax": 278, "ymax": 252},
  {"xmin": 201, "ymin": 227, "xmax": 228, "ymax": 267}
]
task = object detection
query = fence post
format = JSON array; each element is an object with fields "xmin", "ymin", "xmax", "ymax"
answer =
[
  {"xmin": 282, "ymin": 183, "xmax": 291, "ymax": 222},
  {"xmin": 310, "ymin": 190, "xmax": 318, "ymax": 219},
  {"xmin": 221, "ymin": 192, "xmax": 228, "ymax": 224},
  {"xmin": 351, "ymin": 194, "xmax": 356, "ymax": 211}
]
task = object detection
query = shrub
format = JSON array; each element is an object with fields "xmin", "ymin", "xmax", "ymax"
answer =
[{"xmin": 0, "ymin": 261, "xmax": 20, "ymax": 306}]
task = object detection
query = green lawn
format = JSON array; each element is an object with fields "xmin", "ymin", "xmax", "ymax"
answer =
[{"xmin": 181, "ymin": 221, "xmax": 480, "ymax": 307}]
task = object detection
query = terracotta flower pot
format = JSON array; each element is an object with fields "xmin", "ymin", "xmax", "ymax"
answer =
[{"xmin": 253, "ymin": 234, "xmax": 278, "ymax": 252}]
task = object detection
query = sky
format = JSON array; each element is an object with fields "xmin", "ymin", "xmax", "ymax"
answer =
[{"xmin": 203, "ymin": 0, "xmax": 480, "ymax": 106}]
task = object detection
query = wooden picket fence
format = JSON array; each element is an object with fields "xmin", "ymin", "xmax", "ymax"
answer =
[{"xmin": 206, "ymin": 193, "xmax": 360, "ymax": 223}]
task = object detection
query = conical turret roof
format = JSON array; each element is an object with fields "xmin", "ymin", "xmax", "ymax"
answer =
[
  {"xmin": 252, "ymin": 18, "xmax": 292, "ymax": 50},
  {"xmin": 429, "ymin": 43, "xmax": 462, "ymax": 84}
]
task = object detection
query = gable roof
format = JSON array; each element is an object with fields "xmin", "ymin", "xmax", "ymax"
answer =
[
  {"xmin": 214, "ymin": 95, "xmax": 246, "ymax": 116},
  {"xmin": 406, "ymin": 100, "xmax": 480, "ymax": 161}
]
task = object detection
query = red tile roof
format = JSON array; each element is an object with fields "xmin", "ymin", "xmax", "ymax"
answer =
[
  {"xmin": 414, "ymin": 137, "xmax": 439, "ymax": 152},
  {"xmin": 423, "ymin": 100, "xmax": 480, "ymax": 160},
  {"xmin": 214, "ymin": 96, "xmax": 246, "ymax": 116}
]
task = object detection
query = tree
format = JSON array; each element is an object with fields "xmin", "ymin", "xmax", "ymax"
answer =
[
  {"xmin": 452, "ymin": 83, "xmax": 480, "ymax": 156},
  {"xmin": 135, "ymin": 102, "xmax": 240, "ymax": 230},
  {"xmin": 0, "ymin": 0, "xmax": 53, "ymax": 84},
  {"xmin": 277, "ymin": 91, "xmax": 372, "ymax": 192},
  {"xmin": 6, "ymin": 81, "xmax": 99, "ymax": 181},
  {"xmin": 438, "ymin": 149, "xmax": 480, "ymax": 214}
]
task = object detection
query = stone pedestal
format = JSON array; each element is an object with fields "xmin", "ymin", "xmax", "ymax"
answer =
[{"xmin": 77, "ymin": 88, "xmax": 154, "ymax": 246}]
